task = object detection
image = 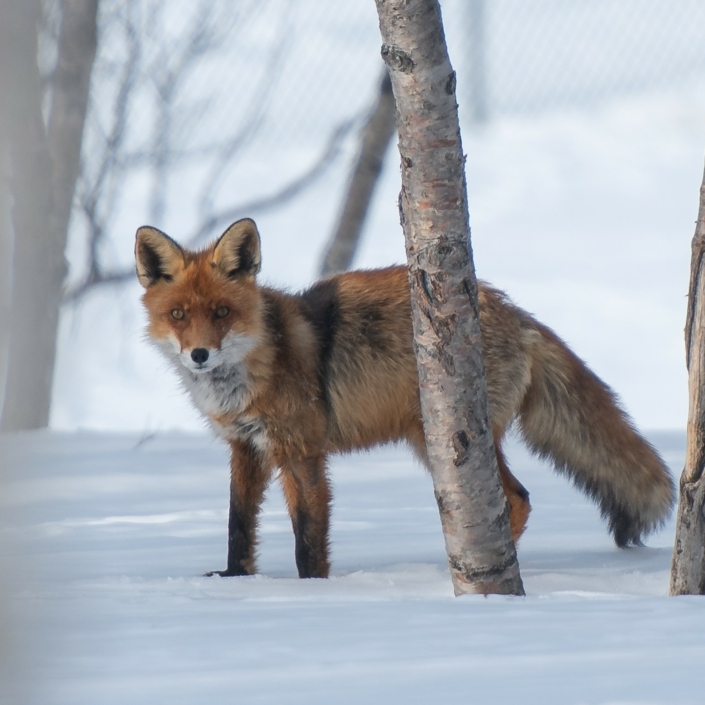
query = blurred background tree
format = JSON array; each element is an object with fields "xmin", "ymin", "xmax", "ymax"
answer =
[{"xmin": 1, "ymin": 0, "xmax": 97, "ymax": 431}]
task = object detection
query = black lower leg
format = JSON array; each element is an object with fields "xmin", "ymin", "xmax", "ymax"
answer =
[
  {"xmin": 292, "ymin": 507, "xmax": 329, "ymax": 578},
  {"xmin": 206, "ymin": 501, "xmax": 256, "ymax": 576}
]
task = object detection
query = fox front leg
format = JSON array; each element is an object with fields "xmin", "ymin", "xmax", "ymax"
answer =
[
  {"xmin": 280, "ymin": 454, "xmax": 331, "ymax": 578},
  {"xmin": 205, "ymin": 441, "xmax": 270, "ymax": 577}
]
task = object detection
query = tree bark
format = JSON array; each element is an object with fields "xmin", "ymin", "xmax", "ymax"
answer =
[
  {"xmin": 1, "ymin": 0, "xmax": 98, "ymax": 431},
  {"xmin": 319, "ymin": 70, "xmax": 396, "ymax": 277},
  {"xmin": 0, "ymin": 7, "xmax": 10, "ymax": 400},
  {"xmin": 670, "ymin": 162, "xmax": 705, "ymax": 595},
  {"xmin": 374, "ymin": 0, "xmax": 524, "ymax": 596}
]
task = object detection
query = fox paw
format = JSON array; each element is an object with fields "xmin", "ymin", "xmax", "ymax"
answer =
[{"xmin": 204, "ymin": 569, "xmax": 248, "ymax": 577}]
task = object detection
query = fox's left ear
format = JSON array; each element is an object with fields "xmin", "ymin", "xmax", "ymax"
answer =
[{"xmin": 212, "ymin": 218, "xmax": 261, "ymax": 279}]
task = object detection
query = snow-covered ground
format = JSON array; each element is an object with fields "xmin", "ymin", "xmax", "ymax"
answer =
[{"xmin": 2, "ymin": 430, "xmax": 702, "ymax": 704}]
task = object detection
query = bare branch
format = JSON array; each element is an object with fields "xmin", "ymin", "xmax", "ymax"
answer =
[
  {"xmin": 63, "ymin": 116, "xmax": 357, "ymax": 303},
  {"xmin": 319, "ymin": 69, "xmax": 395, "ymax": 276},
  {"xmin": 187, "ymin": 117, "xmax": 356, "ymax": 247},
  {"xmin": 73, "ymin": 0, "xmax": 288, "ymax": 300},
  {"xmin": 77, "ymin": 1, "xmax": 141, "ymax": 286}
]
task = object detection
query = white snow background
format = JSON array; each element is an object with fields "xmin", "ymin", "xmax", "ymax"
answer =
[{"xmin": 3, "ymin": 1, "xmax": 705, "ymax": 702}]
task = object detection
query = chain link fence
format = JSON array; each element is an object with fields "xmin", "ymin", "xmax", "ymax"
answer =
[
  {"xmin": 134, "ymin": 0, "xmax": 705, "ymax": 141},
  {"xmin": 450, "ymin": 0, "xmax": 705, "ymax": 122}
]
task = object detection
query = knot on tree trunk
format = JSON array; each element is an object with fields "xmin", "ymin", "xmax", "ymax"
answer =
[
  {"xmin": 452, "ymin": 430, "xmax": 470, "ymax": 466},
  {"xmin": 381, "ymin": 44, "xmax": 415, "ymax": 73},
  {"xmin": 444, "ymin": 71, "xmax": 456, "ymax": 95},
  {"xmin": 422, "ymin": 237, "xmax": 470, "ymax": 270}
]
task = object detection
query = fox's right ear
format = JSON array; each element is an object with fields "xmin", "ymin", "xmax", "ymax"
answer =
[{"xmin": 135, "ymin": 226, "xmax": 185, "ymax": 288}]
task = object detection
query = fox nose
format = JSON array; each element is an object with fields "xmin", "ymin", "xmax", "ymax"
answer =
[{"xmin": 191, "ymin": 348, "xmax": 209, "ymax": 364}]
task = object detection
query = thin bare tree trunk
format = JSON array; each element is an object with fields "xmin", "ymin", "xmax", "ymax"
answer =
[
  {"xmin": 0, "ymin": 37, "xmax": 10, "ymax": 400},
  {"xmin": 374, "ymin": 0, "xmax": 524, "ymax": 596},
  {"xmin": 48, "ymin": 0, "xmax": 99, "ymax": 253},
  {"xmin": 0, "ymin": 0, "xmax": 11, "ymax": 404},
  {"xmin": 319, "ymin": 70, "xmax": 396, "ymax": 277},
  {"xmin": 1, "ymin": 0, "xmax": 98, "ymax": 431},
  {"xmin": 670, "ymin": 162, "xmax": 705, "ymax": 596}
]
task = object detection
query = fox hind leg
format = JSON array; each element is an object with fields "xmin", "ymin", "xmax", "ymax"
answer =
[
  {"xmin": 407, "ymin": 418, "xmax": 531, "ymax": 543},
  {"xmin": 495, "ymin": 440, "xmax": 531, "ymax": 543}
]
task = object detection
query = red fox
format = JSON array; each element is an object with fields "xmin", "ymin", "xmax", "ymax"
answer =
[{"xmin": 136, "ymin": 218, "xmax": 675, "ymax": 579}]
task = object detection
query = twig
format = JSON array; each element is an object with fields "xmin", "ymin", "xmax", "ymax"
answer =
[{"xmin": 63, "ymin": 115, "xmax": 357, "ymax": 303}]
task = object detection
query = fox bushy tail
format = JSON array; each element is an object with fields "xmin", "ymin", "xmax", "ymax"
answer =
[{"xmin": 518, "ymin": 322, "xmax": 675, "ymax": 547}]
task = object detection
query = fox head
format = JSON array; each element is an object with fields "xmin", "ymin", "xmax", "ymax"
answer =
[{"xmin": 135, "ymin": 218, "xmax": 264, "ymax": 373}]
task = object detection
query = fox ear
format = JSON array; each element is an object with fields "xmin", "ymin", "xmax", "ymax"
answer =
[
  {"xmin": 135, "ymin": 226, "xmax": 185, "ymax": 287},
  {"xmin": 212, "ymin": 218, "xmax": 261, "ymax": 279}
]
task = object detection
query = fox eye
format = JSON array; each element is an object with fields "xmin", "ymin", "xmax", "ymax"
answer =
[
  {"xmin": 171, "ymin": 308, "xmax": 185, "ymax": 320},
  {"xmin": 214, "ymin": 306, "xmax": 230, "ymax": 319}
]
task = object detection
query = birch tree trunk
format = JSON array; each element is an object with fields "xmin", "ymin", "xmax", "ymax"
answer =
[
  {"xmin": 374, "ymin": 0, "xmax": 524, "ymax": 596},
  {"xmin": 319, "ymin": 70, "xmax": 396, "ymax": 276},
  {"xmin": 670, "ymin": 162, "xmax": 705, "ymax": 595},
  {"xmin": 1, "ymin": 0, "xmax": 98, "ymax": 431}
]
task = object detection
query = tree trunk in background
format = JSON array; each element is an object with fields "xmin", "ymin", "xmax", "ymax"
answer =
[
  {"xmin": 374, "ymin": 0, "xmax": 524, "ymax": 596},
  {"xmin": 0, "ymin": 0, "xmax": 10, "ymax": 389},
  {"xmin": 319, "ymin": 70, "xmax": 396, "ymax": 277},
  {"xmin": 48, "ymin": 0, "xmax": 99, "ymax": 259},
  {"xmin": 0, "ymin": 25, "xmax": 10, "ymax": 402},
  {"xmin": 670, "ymin": 162, "xmax": 705, "ymax": 596},
  {"xmin": 1, "ymin": 4, "xmax": 34, "ymax": 699},
  {"xmin": 1, "ymin": 0, "xmax": 98, "ymax": 431},
  {"xmin": 2, "ymin": 0, "xmax": 56, "ymax": 431}
]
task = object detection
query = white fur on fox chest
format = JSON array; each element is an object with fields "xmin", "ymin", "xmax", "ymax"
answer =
[
  {"xmin": 153, "ymin": 334, "xmax": 270, "ymax": 452},
  {"xmin": 181, "ymin": 362, "xmax": 250, "ymax": 415},
  {"xmin": 181, "ymin": 365, "xmax": 270, "ymax": 453}
]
